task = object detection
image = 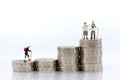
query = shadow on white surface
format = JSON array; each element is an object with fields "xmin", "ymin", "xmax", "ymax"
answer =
[{"xmin": 12, "ymin": 72, "xmax": 102, "ymax": 80}]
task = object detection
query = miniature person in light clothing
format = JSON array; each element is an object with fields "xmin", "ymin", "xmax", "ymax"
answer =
[
  {"xmin": 89, "ymin": 20, "xmax": 99, "ymax": 39},
  {"xmin": 82, "ymin": 22, "xmax": 89, "ymax": 39}
]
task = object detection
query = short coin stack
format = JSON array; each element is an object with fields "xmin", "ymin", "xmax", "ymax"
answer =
[
  {"xmin": 57, "ymin": 46, "xmax": 79, "ymax": 72},
  {"xmin": 12, "ymin": 60, "xmax": 33, "ymax": 72},
  {"xmin": 34, "ymin": 58, "xmax": 56, "ymax": 72},
  {"xmin": 80, "ymin": 39, "xmax": 102, "ymax": 72}
]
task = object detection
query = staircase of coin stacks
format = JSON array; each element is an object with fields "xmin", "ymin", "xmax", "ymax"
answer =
[{"xmin": 12, "ymin": 39, "xmax": 102, "ymax": 72}]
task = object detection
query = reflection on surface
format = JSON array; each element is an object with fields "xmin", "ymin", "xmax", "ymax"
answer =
[
  {"xmin": 80, "ymin": 72, "xmax": 103, "ymax": 80},
  {"xmin": 12, "ymin": 71, "xmax": 102, "ymax": 80}
]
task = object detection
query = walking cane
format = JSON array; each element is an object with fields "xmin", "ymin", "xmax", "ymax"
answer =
[
  {"xmin": 30, "ymin": 50, "xmax": 32, "ymax": 61},
  {"xmin": 97, "ymin": 28, "xmax": 99, "ymax": 39}
]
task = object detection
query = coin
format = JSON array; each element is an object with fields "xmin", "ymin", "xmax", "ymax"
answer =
[{"xmin": 12, "ymin": 60, "xmax": 33, "ymax": 72}]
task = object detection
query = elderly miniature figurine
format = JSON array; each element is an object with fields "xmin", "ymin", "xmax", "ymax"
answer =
[
  {"xmin": 24, "ymin": 45, "xmax": 32, "ymax": 62},
  {"xmin": 89, "ymin": 20, "xmax": 99, "ymax": 39},
  {"xmin": 82, "ymin": 22, "xmax": 89, "ymax": 39}
]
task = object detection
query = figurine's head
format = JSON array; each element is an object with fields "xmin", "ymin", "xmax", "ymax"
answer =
[
  {"xmin": 27, "ymin": 45, "xmax": 30, "ymax": 48},
  {"xmin": 84, "ymin": 22, "xmax": 86, "ymax": 24}
]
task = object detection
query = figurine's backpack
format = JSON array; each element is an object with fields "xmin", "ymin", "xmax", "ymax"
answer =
[{"xmin": 24, "ymin": 47, "xmax": 27, "ymax": 52}]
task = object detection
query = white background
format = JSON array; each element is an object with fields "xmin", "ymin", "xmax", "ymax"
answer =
[{"xmin": 0, "ymin": 0, "xmax": 120, "ymax": 80}]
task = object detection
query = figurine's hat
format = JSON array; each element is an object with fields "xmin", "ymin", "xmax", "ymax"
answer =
[{"xmin": 26, "ymin": 43, "xmax": 30, "ymax": 47}]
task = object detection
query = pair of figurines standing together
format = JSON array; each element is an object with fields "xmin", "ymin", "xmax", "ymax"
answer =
[{"xmin": 82, "ymin": 20, "xmax": 99, "ymax": 40}]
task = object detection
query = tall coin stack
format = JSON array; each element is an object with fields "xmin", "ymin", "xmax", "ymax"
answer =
[
  {"xmin": 57, "ymin": 46, "xmax": 79, "ymax": 72},
  {"xmin": 34, "ymin": 58, "xmax": 56, "ymax": 72},
  {"xmin": 80, "ymin": 39, "xmax": 102, "ymax": 72},
  {"xmin": 12, "ymin": 60, "xmax": 33, "ymax": 72}
]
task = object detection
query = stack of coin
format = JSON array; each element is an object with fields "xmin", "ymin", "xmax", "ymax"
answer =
[
  {"xmin": 34, "ymin": 58, "xmax": 56, "ymax": 72},
  {"xmin": 12, "ymin": 60, "xmax": 33, "ymax": 72},
  {"xmin": 57, "ymin": 46, "xmax": 79, "ymax": 72},
  {"xmin": 80, "ymin": 39, "xmax": 102, "ymax": 72}
]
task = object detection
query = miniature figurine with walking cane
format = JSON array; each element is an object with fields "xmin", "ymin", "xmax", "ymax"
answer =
[
  {"xmin": 24, "ymin": 45, "xmax": 32, "ymax": 62},
  {"xmin": 89, "ymin": 20, "xmax": 99, "ymax": 39}
]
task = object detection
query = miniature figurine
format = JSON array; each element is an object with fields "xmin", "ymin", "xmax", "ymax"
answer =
[
  {"xmin": 24, "ymin": 45, "xmax": 32, "ymax": 62},
  {"xmin": 89, "ymin": 20, "xmax": 99, "ymax": 39},
  {"xmin": 82, "ymin": 22, "xmax": 89, "ymax": 39}
]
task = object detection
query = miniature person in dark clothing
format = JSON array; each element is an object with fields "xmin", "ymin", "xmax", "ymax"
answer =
[
  {"xmin": 24, "ymin": 45, "xmax": 31, "ymax": 62},
  {"xmin": 89, "ymin": 20, "xmax": 99, "ymax": 39}
]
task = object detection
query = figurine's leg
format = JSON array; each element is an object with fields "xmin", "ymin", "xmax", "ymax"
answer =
[
  {"xmin": 90, "ymin": 31, "xmax": 93, "ymax": 39},
  {"xmin": 83, "ymin": 31, "xmax": 85, "ymax": 39},
  {"xmin": 85, "ymin": 35, "xmax": 86, "ymax": 39},
  {"xmin": 94, "ymin": 31, "xmax": 95, "ymax": 39},
  {"xmin": 24, "ymin": 54, "xmax": 27, "ymax": 62},
  {"xmin": 25, "ymin": 54, "xmax": 26, "ymax": 59},
  {"xmin": 28, "ymin": 54, "xmax": 30, "ymax": 61},
  {"xmin": 86, "ymin": 35, "xmax": 88, "ymax": 39},
  {"xmin": 83, "ymin": 35, "xmax": 85, "ymax": 39},
  {"xmin": 86, "ymin": 31, "xmax": 88, "ymax": 39},
  {"xmin": 28, "ymin": 54, "xmax": 29, "ymax": 58},
  {"xmin": 84, "ymin": 31, "xmax": 88, "ymax": 40}
]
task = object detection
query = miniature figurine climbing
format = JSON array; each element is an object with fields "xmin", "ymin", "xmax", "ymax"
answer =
[
  {"xmin": 82, "ymin": 22, "xmax": 89, "ymax": 39},
  {"xmin": 24, "ymin": 45, "xmax": 32, "ymax": 62},
  {"xmin": 89, "ymin": 20, "xmax": 99, "ymax": 39}
]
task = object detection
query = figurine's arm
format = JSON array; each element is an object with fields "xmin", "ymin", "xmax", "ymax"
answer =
[
  {"xmin": 28, "ymin": 49, "xmax": 31, "ymax": 52},
  {"xmin": 94, "ymin": 24, "xmax": 97, "ymax": 28},
  {"xmin": 95, "ymin": 24, "xmax": 99, "ymax": 31}
]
